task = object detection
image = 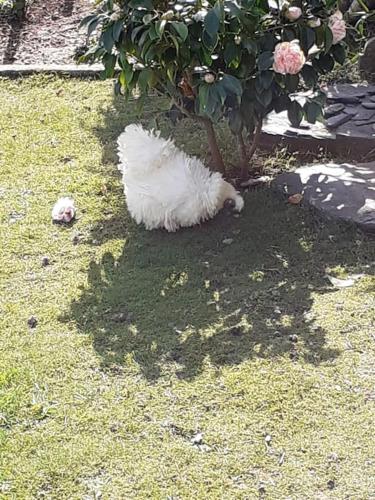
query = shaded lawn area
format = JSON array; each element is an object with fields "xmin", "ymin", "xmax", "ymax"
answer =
[{"xmin": 0, "ymin": 76, "xmax": 374, "ymax": 499}]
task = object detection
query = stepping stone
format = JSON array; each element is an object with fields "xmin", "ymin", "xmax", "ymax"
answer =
[
  {"xmin": 353, "ymin": 109, "xmax": 375, "ymax": 121},
  {"xmin": 324, "ymin": 103, "xmax": 345, "ymax": 117},
  {"xmin": 362, "ymin": 102, "xmax": 375, "ymax": 109},
  {"xmin": 328, "ymin": 96, "xmax": 360, "ymax": 104},
  {"xmin": 326, "ymin": 113, "xmax": 352, "ymax": 129},
  {"xmin": 274, "ymin": 162, "xmax": 375, "ymax": 232},
  {"xmin": 326, "ymin": 84, "xmax": 369, "ymax": 99}
]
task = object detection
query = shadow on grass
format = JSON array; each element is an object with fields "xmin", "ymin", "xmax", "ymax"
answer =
[{"xmin": 66, "ymin": 94, "xmax": 374, "ymax": 381}]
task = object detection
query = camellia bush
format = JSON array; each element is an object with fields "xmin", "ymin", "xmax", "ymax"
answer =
[{"xmin": 81, "ymin": 0, "xmax": 350, "ymax": 174}]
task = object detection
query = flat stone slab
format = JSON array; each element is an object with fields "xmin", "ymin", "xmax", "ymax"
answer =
[
  {"xmin": 261, "ymin": 84, "xmax": 375, "ymax": 157},
  {"xmin": 274, "ymin": 162, "xmax": 375, "ymax": 232},
  {"xmin": 0, "ymin": 64, "xmax": 104, "ymax": 76}
]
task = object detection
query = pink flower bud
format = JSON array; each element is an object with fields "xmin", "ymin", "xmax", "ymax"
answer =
[
  {"xmin": 204, "ymin": 73, "xmax": 215, "ymax": 84},
  {"xmin": 285, "ymin": 6, "xmax": 302, "ymax": 21}
]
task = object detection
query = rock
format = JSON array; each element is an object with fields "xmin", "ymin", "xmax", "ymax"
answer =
[
  {"xmin": 328, "ymin": 96, "xmax": 360, "ymax": 104},
  {"xmin": 274, "ymin": 162, "xmax": 375, "ymax": 232},
  {"xmin": 41, "ymin": 256, "xmax": 50, "ymax": 267},
  {"xmin": 353, "ymin": 109, "xmax": 375, "ymax": 121},
  {"xmin": 222, "ymin": 238, "xmax": 234, "ymax": 245},
  {"xmin": 27, "ymin": 316, "xmax": 38, "ymax": 328},
  {"xmin": 362, "ymin": 102, "xmax": 375, "ymax": 109},
  {"xmin": 191, "ymin": 432, "xmax": 203, "ymax": 445},
  {"xmin": 359, "ymin": 37, "xmax": 375, "ymax": 76},
  {"xmin": 342, "ymin": 107, "xmax": 358, "ymax": 117},
  {"xmin": 72, "ymin": 234, "xmax": 81, "ymax": 245},
  {"xmin": 324, "ymin": 103, "xmax": 345, "ymax": 117},
  {"xmin": 327, "ymin": 479, "xmax": 336, "ymax": 490},
  {"xmin": 326, "ymin": 113, "xmax": 353, "ymax": 129},
  {"xmin": 326, "ymin": 84, "xmax": 368, "ymax": 99},
  {"xmin": 111, "ymin": 312, "xmax": 130, "ymax": 323}
]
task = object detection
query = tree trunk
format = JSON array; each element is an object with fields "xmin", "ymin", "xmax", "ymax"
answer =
[
  {"xmin": 238, "ymin": 132, "xmax": 248, "ymax": 178},
  {"xmin": 201, "ymin": 117, "xmax": 225, "ymax": 174},
  {"xmin": 247, "ymin": 119, "xmax": 263, "ymax": 162}
]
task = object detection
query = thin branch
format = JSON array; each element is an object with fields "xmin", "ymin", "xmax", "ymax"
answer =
[{"xmin": 247, "ymin": 118, "xmax": 263, "ymax": 163}]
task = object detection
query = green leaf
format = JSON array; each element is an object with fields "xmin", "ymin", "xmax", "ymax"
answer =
[
  {"xmin": 79, "ymin": 14, "xmax": 97, "ymax": 28},
  {"xmin": 102, "ymin": 26, "xmax": 114, "ymax": 52},
  {"xmin": 171, "ymin": 21, "xmax": 188, "ymax": 41},
  {"xmin": 274, "ymin": 94, "xmax": 291, "ymax": 113},
  {"xmin": 112, "ymin": 20, "xmax": 123, "ymax": 42},
  {"xmin": 332, "ymin": 44, "xmax": 346, "ymax": 65},
  {"xmin": 202, "ymin": 30, "xmax": 218, "ymax": 50},
  {"xmin": 138, "ymin": 68, "xmax": 153, "ymax": 92},
  {"xmin": 198, "ymin": 84, "xmax": 210, "ymax": 114},
  {"xmin": 242, "ymin": 38, "xmax": 257, "ymax": 55},
  {"xmin": 258, "ymin": 51, "xmax": 273, "ymax": 71},
  {"xmin": 143, "ymin": 14, "xmax": 154, "ymax": 24},
  {"xmin": 301, "ymin": 64, "xmax": 318, "ymax": 88},
  {"xmin": 317, "ymin": 53, "xmax": 335, "ymax": 73},
  {"xmin": 103, "ymin": 53, "xmax": 116, "ymax": 78},
  {"xmin": 324, "ymin": 25, "xmax": 333, "ymax": 53},
  {"xmin": 228, "ymin": 108, "xmax": 243, "ymax": 135},
  {"xmin": 166, "ymin": 64, "xmax": 176, "ymax": 83},
  {"xmin": 288, "ymin": 100, "xmax": 303, "ymax": 127},
  {"xmin": 282, "ymin": 27, "xmax": 296, "ymax": 42},
  {"xmin": 224, "ymin": 42, "xmax": 241, "ymax": 68},
  {"xmin": 304, "ymin": 101, "xmax": 322, "ymax": 124},
  {"xmin": 87, "ymin": 18, "xmax": 101, "ymax": 38},
  {"xmin": 315, "ymin": 25, "xmax": 325, "ymax": 47},
  {"xmin": 155, "ymin": 20, "xmax": 167, "ymax": 38},
  {"xmin": 221, "ymin": 74, "xmax": 242, "ymax": 96},
  {"xmin": 131, "ymin": 26, "xmax": 144, "ymax": 43},
  {"xmin": 259, "ymin": 71, "xmax": 274, "ymax": 89},
  {"xmin": 299, "ymin": 26, "xmax": 316, "ymax": 55},
  {"xmin": 257, "ymin": 88, "xmax": 273, "ymax": 108},
  {"xmin": 204, "ymin": 8, "xmax": 220, "ymax": 38},
  {"xmin": 285, "ymin": 74, "xmax": 299, "ymax": 92}
]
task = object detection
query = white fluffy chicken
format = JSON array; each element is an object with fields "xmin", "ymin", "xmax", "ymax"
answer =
[{"xmin": 117, "ymin": 125, "xmax": 244, "ymax": 232}]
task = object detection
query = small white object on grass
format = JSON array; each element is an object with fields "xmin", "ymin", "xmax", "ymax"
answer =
[{"xmin": 52, "ymin": 197, "xmax": 76, "ymax": 223}]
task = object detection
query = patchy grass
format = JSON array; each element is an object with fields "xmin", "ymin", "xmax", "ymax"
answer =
[{"xmin": 0, "ymin": 75, "xmax": 374, "ymax": 499}]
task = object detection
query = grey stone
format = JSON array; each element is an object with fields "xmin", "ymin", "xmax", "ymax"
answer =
[
  {"xmin": 273, "ymin": 162, "xmax": 375, "ymax": 232},
  {"xmin": 353, "ymin": 109, "xmax": 375, "ymax": 121},
  {"xmin": 324, "ymin": 103, "xmax": 345, "ymax": 117},
  {"xmin": 0, "ymin": 63, "xmax": 104, "ymax": 77},
  {"xmin": 362, "ymin": 102, "xmax": 375, "ymax": 109},
  {"xmin": 326, "ymin": 84, "xmax": 368, "ymax": 99},
  {"xmin": 326, "ymin": 113, "xmax": 352, "ymax": 129},
  {"xmin": 328, "ymin": 96, "xmax": 360, "ymax": 104}
]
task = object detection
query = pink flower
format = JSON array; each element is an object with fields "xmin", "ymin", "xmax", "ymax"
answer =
[
  {"xmin": 273, "ymin": 40, "xmax": 306, "ymax": 75},
  {"xmin": 329, "ymin": 10, "xmax": 346, "ymax": 44},
  {"xmin": 52, "ymin": 197, "xmax": 76, "ymax": 223},
  {"xmin": 285, "ymin": 6, "xmax": 302, "ymax": 21}
]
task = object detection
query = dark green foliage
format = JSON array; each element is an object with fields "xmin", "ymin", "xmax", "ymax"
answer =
[{"xmin": 80, "ymin": 0, "xmax": 351, "ymax": 136}]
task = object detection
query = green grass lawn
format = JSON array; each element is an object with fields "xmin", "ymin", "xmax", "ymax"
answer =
[{"xmin": 0, "ymin": 75, "xmax": 374, "ymax": 499}]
